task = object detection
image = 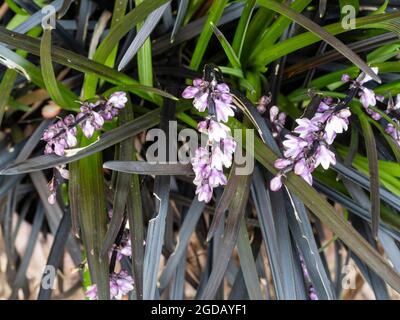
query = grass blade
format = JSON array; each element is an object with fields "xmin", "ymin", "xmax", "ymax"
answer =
[
  {"xmin": 256, "ymin": 0, "xmax": 380, "ymax": 83},
  {"xmin": 200, "ymin": 174, "xmax": 252, "ymax": 299},
  {"xmin": 118, "ymin": 2, "xmax": 170, "ymax": 71},
  {"xmin": 286, "ymin": 191, "xmax": 335, "ymax": 299},
  {"xmin": 103, "ymin": 162, "xmax": 193, "ymax": 175},
  {"xmin": 40, "ymin": 28, "xmax": 76, "ymax": 109},
  {"xmin": 237, "ymin": 217, "xmax": 263, "ymax": 299},
  {"xmin": 189, "ymin": 0, "xmax": 229, "ymax": 71},
  {"xmin": 170, "ymin": 0, "xmax": 189, "ymax": 43},
  {"xmin": 159, "ymin": 198, "xmax": 205, "ymax": 289},
  {"xmin": 37, "ymin": 209, "xmax": 72, "ymax": 300},
  {"xmin": 210, "ymin": 22, "xmax": 241, "ymax": 69},
  {"xmin": 359, "ymin": 113, "xmax": 381, "ymax": 239}
]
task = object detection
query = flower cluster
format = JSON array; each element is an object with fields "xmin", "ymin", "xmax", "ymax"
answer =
[
  {"xmin": 270, "ymin": 99, "xmax": 351, "ymax": 191},
  {"xmin": 182, "ymin": 79, "xmax": 236, "ymax": 122},
  {"xmin": 42, "ymin": 91, "xmax": 128, "ymax": 156},
  {"xmin": 343, "ymin": 69, "xmax": 400, "ymax": 147},
  {"xmin": 182, "ymin": 73, "xmax": 237, "ymax": 203},
  {"xmin": 85, "ymin": 270, "xmax": 134, "ymax": 300},
  {"xmin": 42, "ymin": 92, "xmax": 128, "ymax": 204},
  {"xmin": 85, "ymin": 210, "xmax": 134, "ymax": 300}
]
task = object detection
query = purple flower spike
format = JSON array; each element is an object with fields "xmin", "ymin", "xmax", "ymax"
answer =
[
  {"xmin": 182, "ymin": 71, "xmax": 236, "ymax": 202},
  {"xmin": 183, "ymin": 69, "xmax": 237, "ymax": 203},
  {"xmin": 271, "ymin": 93, "xmax": 351, "ymax": 191}
]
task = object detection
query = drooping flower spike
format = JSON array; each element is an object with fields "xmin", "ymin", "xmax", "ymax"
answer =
[
  {"xmin": 183, "ymin": 64, "xmax": 237, "ymax": 203},
  {"xmin": 270, "ymin": 97, "xmax": 351, "ymax": 191}
]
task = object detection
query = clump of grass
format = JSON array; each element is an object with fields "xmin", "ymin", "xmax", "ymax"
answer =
[{"xmin": 0, "ymin": 0, "xmax": 399, "ymax": 300}]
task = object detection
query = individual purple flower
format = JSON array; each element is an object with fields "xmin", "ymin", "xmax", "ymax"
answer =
[
  {"xmin": 119, "ymin": 238, "xmax": 132, "ymax": 257},
  {"xmin": 324, "ymin": 109, "xmax": 351, "ymax": 144},
  {"xmin": 294, "ymin": 158, "xmax": 314, "ymax": 186},
  {"xmin": 221, "ymin": 136, "xmax": 237, "ymax": 156},
  {"xmin": 314, "ymin": 144, "xmax": 336, "ymax": 170},
  {"xmin": 191, "ymin": 147, "xmax": 210, "ymax": 173},
  {"xmin": 345, "ymin": 68, "xmax": 381, "ymax": 118},
  {"xmin": 182, "ymin": 78, "xmax": 209, "ymax": 112},
  {"xmin": 112, "ymin": 233, "xmax": 132, "ymax": 261},
  {"xmin": 211, "ymin": 145, "xmax": 232, "ymax": 170},
  {"xmin": 309, "ymin": 286, "xmax": 319, "ymax": 300},
  {"xmin": 294, "ymin": 118, "xmax": 319, "ymax": 138},
  {"xmin": 108, "ymin": 91, "xmax": 128, "ymax": 109},
  {"xmin": 56, "ymin": 165, "xmax": 69, "ymax": 180},
  {"xmin": 198, "ymin": 119, "xmax": 230, "ymax": 143},
  {"xmin": 208, "ymin": 120, "xmax": 230, "ymax": 142},
  {"xmin": 270, "ymin": 174, "xmax": 283, "ymax": 191},
  {"xmin": 341, "ymin": 74, "xmax": 351, "ymax": 83},
  {"xmin": 214, "ymin": 95, "xmax": 235, "ymax": 123},
  {"xmin": 77, "ymin": 102, "xmax": 104, "ymax": 138},
  {"xmin": 274, "ymin": 158, "xmax": 292, "ymax": 170},
  {"xmin": 359, "ymin": 87, "xmax": 376, "ymax": 109},
  {"xmin": 196, "ymin": 183, "xmax": 213, "ymax": 203},
  {"xmin": 317, "ymin": 100, "xmax": 331, "ymax": 114},
  {"xmin": 208, "ymin": 168, "xmax": 228, "ymax": 187},
  {"xmin": 282, "ymin": 135, "xmax": 308, "ymax": 159}
]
